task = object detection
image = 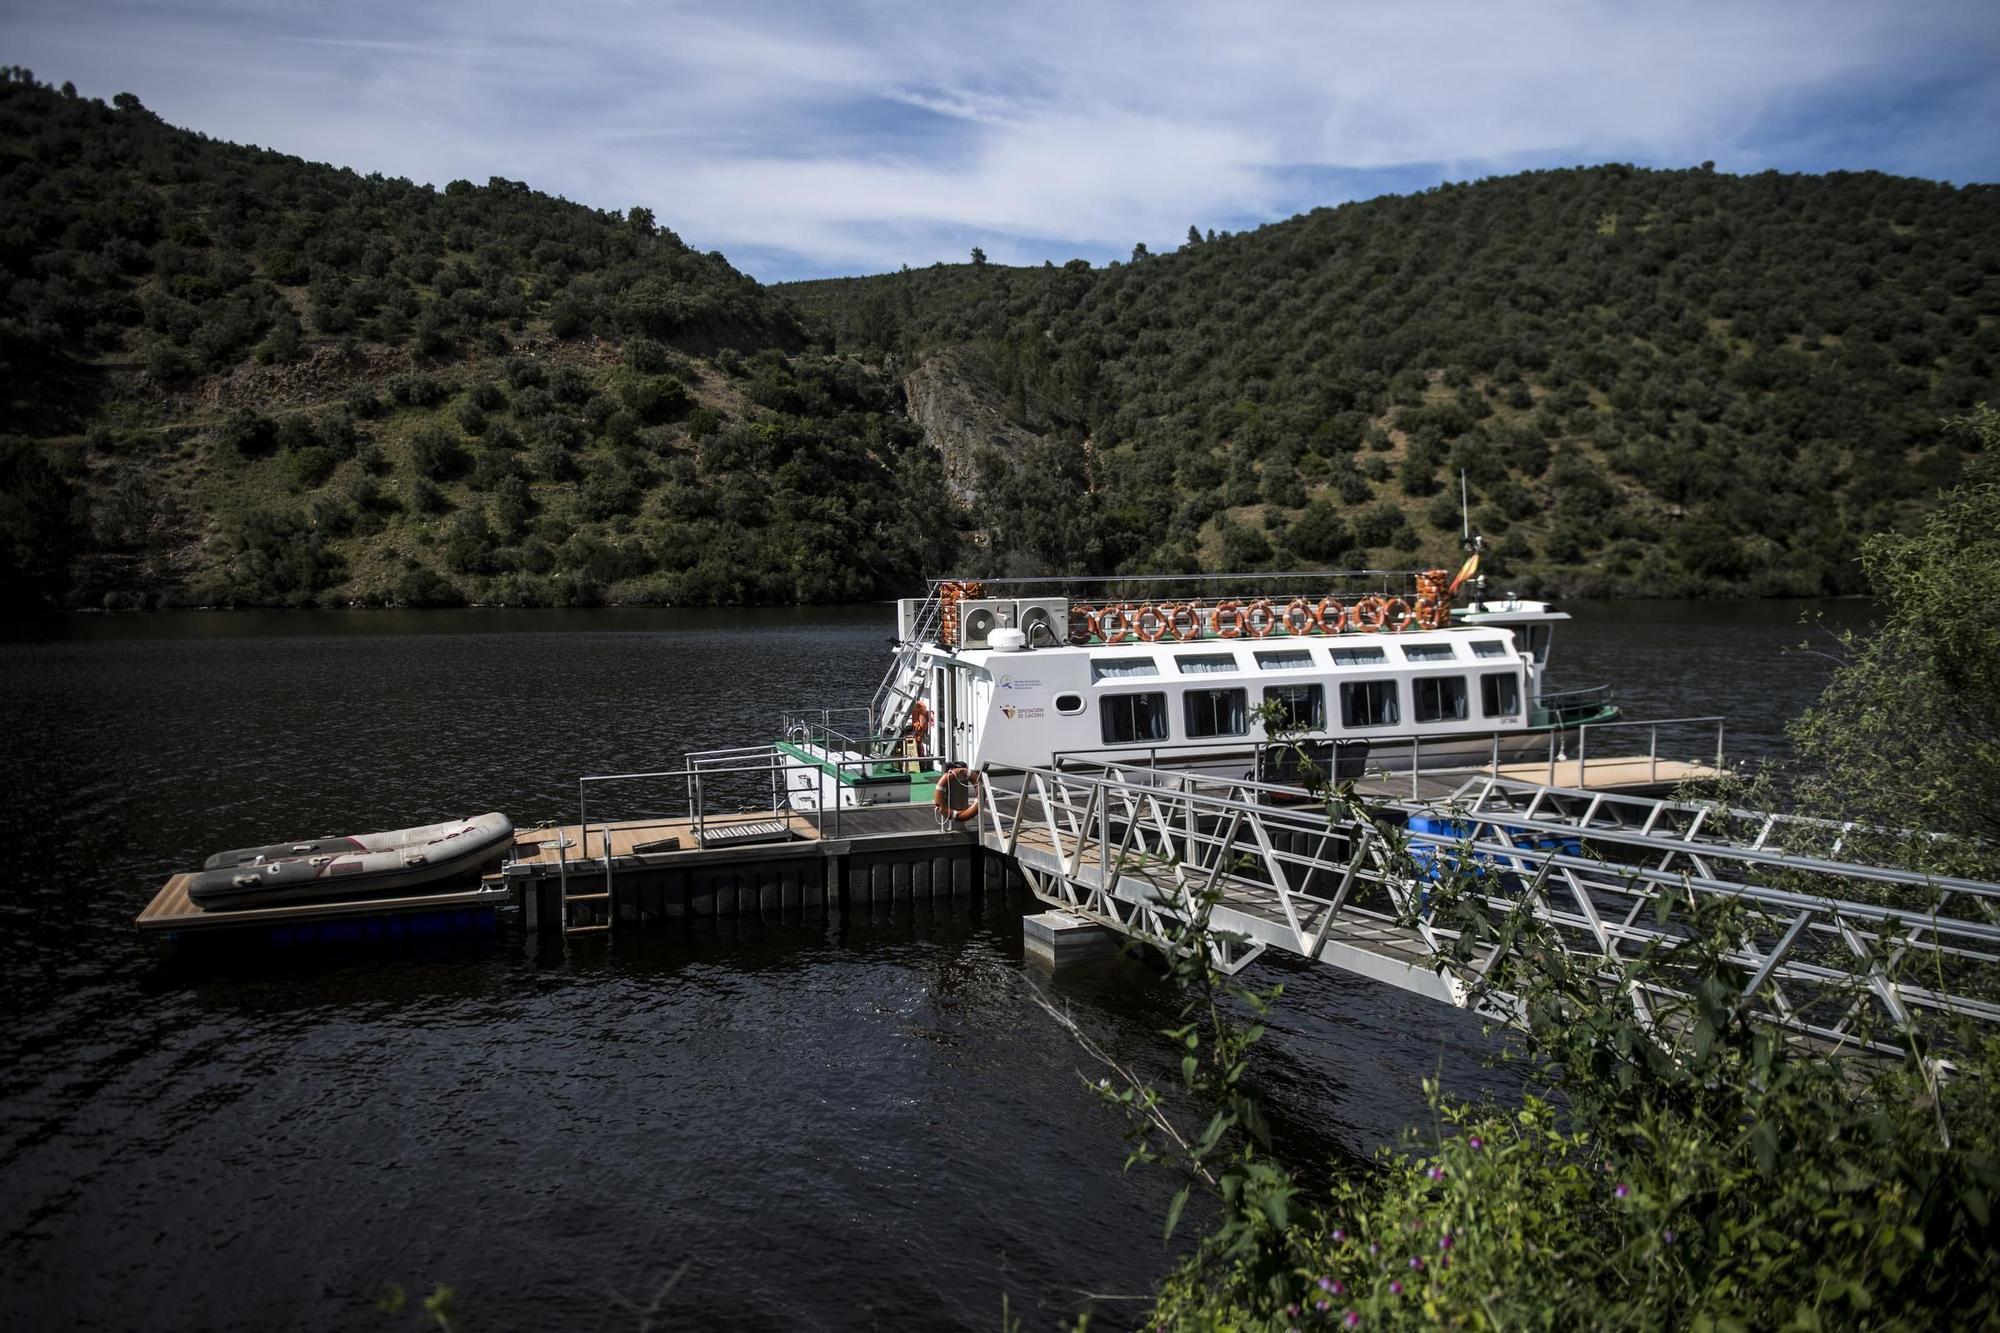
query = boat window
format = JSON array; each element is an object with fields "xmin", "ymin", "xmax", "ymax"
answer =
[
  {"xmin": 1254, "ymin": 649, "xmax": 1314, "ymax": 671},
  {"xmin": 1481, "ymin": 672, "xmax": 1520, "ymax": 718},
  {"xmin": 1100, "ymin": 692, "xmax": 1170, "ymax": 744},
  {"xmin": 1055, "ymin": 693, "xmax": 1085, "ymax": 715},
  {"xmin": 1184, "ymin": 688, "xmax": 1248, "ymax": 738},
  {"xmin": 1176, "ymin": 653, "xmax": 1240, "ymax": 674},
  {"xmin": 1413, "ymin": 676, "xmax": 1470, "ymax": 723},
  {"xmin": 1263, "ymin": 683, "xmax": 1326, "ymax": 730},
  {"xmin": 1092, "ymin": 657, "xmax": 1159, "ymax": 682},
  {"xmin": 1328, "ymin": 645, "xmax": 1387, "ymax": 666},
  {"xmin": 1339, "ymin": 679, "xmax": 1401, "ymax": 728},
  {"xmin": 1471, "ymin": 640, "xmax": 1510, "ymax": 659},
  {"xmin": 1523, "ymin": 625, "xmax": 1551, "ymax": 665},
  {"xmin": 1403, "ymin": 643, "xmax": 1456, "ymax": 662}
]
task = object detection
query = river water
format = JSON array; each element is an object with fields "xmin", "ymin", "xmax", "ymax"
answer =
[{"xmin": 0, "ymin": 599, "xmax": 1872, "ymax": 1331}]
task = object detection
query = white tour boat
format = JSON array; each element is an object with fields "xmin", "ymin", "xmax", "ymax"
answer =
[{"xmin": 779, "ymin": 563, "xmax": 1619, "ymax": 815}]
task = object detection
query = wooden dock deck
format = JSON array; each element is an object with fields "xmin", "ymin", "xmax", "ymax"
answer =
[
  {"xmin": 1352, "ymin": 756, "xmax": 1724, "ymax": 802},
  {"xmin": 136, "ymin": 872, "xmax": 510, "ymax": 935}
]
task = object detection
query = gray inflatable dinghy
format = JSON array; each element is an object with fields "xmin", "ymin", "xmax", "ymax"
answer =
[{"xmin": 189, "ymin": 813, "xmax": 515, "ymax": 910}]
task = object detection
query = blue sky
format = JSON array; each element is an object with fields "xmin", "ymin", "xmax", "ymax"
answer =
[{"xmin": 7, "ymin": 1, "xmax": 1998, "ymax": 282}]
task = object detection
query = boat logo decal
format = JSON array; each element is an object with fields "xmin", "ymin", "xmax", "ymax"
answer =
[
  {"xmin": 999, "ymin": 705, "xmax": 1045, "ymax": 720},
  {"xmin": 997, "ymin": 675, "xmax": 1041, "ymax": 692}
]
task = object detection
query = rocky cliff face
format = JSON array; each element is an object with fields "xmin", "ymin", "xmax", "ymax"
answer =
[{"xmin": 900, "ymin": 351, "xmax": 1039, "ymax": 511}]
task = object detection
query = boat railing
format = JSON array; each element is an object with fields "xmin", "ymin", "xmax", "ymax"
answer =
[
  {"xmin": 579, "ymin": 743, "xmax": 952, "ymax": 878},
  {"xmin": 780, "ymin": 707, "xmax": 875, "ymax": 755},
  {"xmin": 1535, "ymin": 683, "xmax": 1614, "ymax": 720}
]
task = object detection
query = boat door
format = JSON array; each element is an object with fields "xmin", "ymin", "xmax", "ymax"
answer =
[{"xmin": 933, "ymin": 661, "xmax": 984, "ymax": 765}]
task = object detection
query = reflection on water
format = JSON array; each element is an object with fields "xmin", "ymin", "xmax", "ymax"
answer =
[{"xmin": 0, "ymin": 600, "xmax": 1872, "ymax": 1329}]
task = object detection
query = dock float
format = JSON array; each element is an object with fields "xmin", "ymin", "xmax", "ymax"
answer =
[
  {"xmin": 137, "ymin": 872, "xmax": 509, "ymax": 944},
  {"xmin": 499, "ymin": 804, "xmax": 990, "ymax": 934}
]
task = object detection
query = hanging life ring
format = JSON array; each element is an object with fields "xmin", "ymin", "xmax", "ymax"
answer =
[
  {"xmin": 1096, "ymin": 604, "xmax": 1132, "ymax": 643},
  {"xmin": 932, "ymin": 765, "xmax": 980, "ymax": 823},
  {"xmin": 1279, "ymin": 597, "xmax": 1317, "ymax": 636},
  {"xmin": 1135, "ymin": 603, "xmax": 1171, "ymax": 642},
  {"xmin": 1352, "ymin": 596, "xmax": 1389, "ymax": 629},
  {"xmin": 1243, "ymin": 598, "xmax": 1278, "ymax": 637},
  {"xmin": 1413, "ymin": 596, "xmax": 1443, "ymax": 631},
  {"xmin": 1316, "ymin": 597, "xmax": 1346, "ymax": 633},
  {"xmin": 1069, "ymin": 604, "xmax": 1098, "ymax": 645},
  {"xmin": 1168, "ymin": 602, "xmax": 1203, "ymax": 640},
  {"xmin": 1211, "ymin": 600, "xmax": 1245, "ymax": 638},
  {"xmin": 1381, "ymin": 597, "xmax": 1414, "ymax": 631}
]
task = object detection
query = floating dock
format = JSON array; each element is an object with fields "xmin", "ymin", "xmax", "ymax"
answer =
[
  {"xmin": 499, "ymin": 804, "xmax": 987, "ymax": 934},
  {"xmin": 131, "ymin": 752, "xmax": 1719, "ymax": 944},
  {"xmin": 136, "ymin": 872, "xmax": 510, "ymax": 943}
]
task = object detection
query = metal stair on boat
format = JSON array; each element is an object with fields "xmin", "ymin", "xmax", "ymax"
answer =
[{"xmin": 868, "ymin": 584, "xmax": 944, "ymax": 754}]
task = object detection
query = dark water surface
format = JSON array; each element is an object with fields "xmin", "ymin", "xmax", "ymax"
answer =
[{"xmin": 0, "ymin": 600, "xmax": 1872, "ymax": 1330}]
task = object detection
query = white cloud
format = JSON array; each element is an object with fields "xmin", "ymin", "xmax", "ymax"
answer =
[{"xmin": 8, "ymin": 1, "xmax": 1997, "ymax": 278}]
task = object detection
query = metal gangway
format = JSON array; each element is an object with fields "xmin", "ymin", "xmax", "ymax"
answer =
[{"xmin": 975, "ymin": 763, "xmax": 2000, "ymax": 1057}]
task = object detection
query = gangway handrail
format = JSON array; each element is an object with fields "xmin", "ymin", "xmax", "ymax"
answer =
[{"xmin": 972, "ymin": 761, "xmax": 2000, "ymax": 1056}]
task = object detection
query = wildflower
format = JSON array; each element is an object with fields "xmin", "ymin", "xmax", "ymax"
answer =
[
  {"xmin": 1316, "ymin": 1276, "xmax": 1335, "ymax": 1292},
  {"xmin": 1439, "ymin": 1233, "xmax": 1454, "ymax": 1250},
  {"xmin": 1427, "ymin": 1165, "xmax": 1445, "ymax": 1181},
  {"xmin": 1663, "ymin": 1229, "xmax": 1677, "ymax": 1245},
  {"xmin": 1315, "ymin": 1299, "xmax": 1330, "ymax": 1312},
  {"xmin": 1369, "ymin": 1242, "xmax": 1380, "ymax": 1255},
  {"xmin": 1285, "ymin": 1304, "xmax": 1300, "ymax": 1318},
  {"xmin": 1390, "ymin": 1279, "xmax": 1404, "ymax": 1296},
  {"xmin": 1332, "ymin": 1228, "xmax": 1346, "ymax": 1242},
  {"xmin": 1467, "ymin": 1136, "xmax": 1483, "ymax": 1150},
  {"xmin": 1615, "ymin": 1183, "xmax": 1630, "ymax": 1199},
  {"xmin": 1410, "ymin": 1256, "xmax": 1425, "ymax": 1271},
  {"xmin": 1344, "ymin": 1314, "xmax": 1360, "ymax": 1329}
]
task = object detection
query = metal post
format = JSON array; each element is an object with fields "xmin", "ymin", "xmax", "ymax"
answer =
[
  {"xmin": 1650, "ymin": 724, "xmax": 1659, "ymax": 784},
  {"xmin": 1577, "ymin": 725, "xmax": 1589, "ymax": 786},
  {"xmin": 1547, "ymin": 731, "xmax": 1557, "ymax": 788},
  {"xmin": 1716, "ymin": 724, "xmax": 1725, "ymax": 773},
  {"xmin": 603, "ymin": 827, "xmax": 613, "ymax": 899},
  {"xmin": 1411, "ymin": 735, "xmax": 1419, "ymax": 799}
]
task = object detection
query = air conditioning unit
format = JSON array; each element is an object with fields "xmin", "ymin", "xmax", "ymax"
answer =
[
  {"xmin": 1014, "ymin": 598, "xmax": 1070, "ymax": 647},
  {"xmin": 956, "ymin": 599, "xmax": 1017, "ymax": 648}
]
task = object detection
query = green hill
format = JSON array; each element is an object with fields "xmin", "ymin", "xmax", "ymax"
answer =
[
  {"xmin": 782, "ymin": 167, "xmax": 1999, "ymax": 596},
  {"xmin": 0, "ymin": 70, "xmax": 956, "ymax": 609},
  {"xmin": 4, "ymin": 64, "xmax": 1996, "ymax": 610}
]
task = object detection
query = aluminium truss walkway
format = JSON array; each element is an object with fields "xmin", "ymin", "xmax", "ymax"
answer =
[{"xmin": 974, "ymin": 764, "xmax": 2000, "ymax": 1057}]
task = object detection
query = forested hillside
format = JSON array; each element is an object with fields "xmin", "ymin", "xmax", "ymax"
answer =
[
  {"xmin": 0, "ymin": 71, "xmax": 956, "ymax": 609},
  {"xmin": 785, "ymin": 167, "xmax": 1999, "ymax": 596},
  {"xmin": 4, "ymin": 67, "xmax": 1996, "ymax": 611}
]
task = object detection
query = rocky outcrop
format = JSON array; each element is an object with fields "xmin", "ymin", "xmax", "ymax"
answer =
[{"xmin": 900, "ymin": 351, "xmax": 1040, "ymax": 509}]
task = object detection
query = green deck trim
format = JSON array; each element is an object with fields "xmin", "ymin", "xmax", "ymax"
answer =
[{"xmin": 777, "ymin": 740, "xmax": 939, "ymax": 797}]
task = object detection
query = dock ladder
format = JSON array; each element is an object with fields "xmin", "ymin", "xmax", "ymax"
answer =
[{"xmin": 557, "ymin": 827, "xmax": 612, "ymax": 937}]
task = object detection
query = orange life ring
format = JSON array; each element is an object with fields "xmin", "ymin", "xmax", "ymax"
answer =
[
  {"xmin": 932, "ymin": 766, "xmax": 980, "ymax": 822},
  {"xmin": 1135, "ymin": 603, "xmax": 1170, "ymax": 642},
  {"xmin": 1212, "ymin": 600, "xmax": 1245, "ymax": 638},
  {"xmin": 1168, "ymin": 602, "xmax": 1202, "ymax": 640},
  {"xmin": 1316, "ymin": 597, "xmax": 1346, "ymax": 633},
  {"xmin": 1243, "ymin": 598, "xmax": 1277, "ymax": 637},
  {"xmin": 1352, "ymin": 596, "xmax": 1389, "ymax": 629},
  {"xmin": 1279, "ymin": 597, "xmax": 1316, "ymax": 636},
  {"xmin": 1381, "ymin": 597, "xmax": 1414, "ymax": 631},
  {"xmin": 1096, "ymin": 604, "xmax": 1132, "ymax": 643},
  {"xmin": 1070, "ymin": 604, "xmax": 1098, "ymax": 644},
  {"xmin": 1413, "ymin": 596, "xmax": 1443, "ymax": 630}
]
